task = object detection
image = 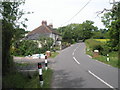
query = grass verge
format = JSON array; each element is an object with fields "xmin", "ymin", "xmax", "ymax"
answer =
[
  {"xmin": 3, "ymin": 68, "xmax": 53, "ymax": 88},
  {"xmin": 25, "ymin": 68, "xmax": 53, "ymax": 88},
  {"xmin": 15, "ymin": 63, "xmax": 30, "ymax": 66},
  {"xmin": 85, "ymin": 39, "xmax": 119, "ymax": 68},
  {"xmin": 93, "ymin": 53, "xmax": 119, "ymax": 68},
  {"xmin": 50, "ymin": 52, "xmax": 59, "ymax": 58}
]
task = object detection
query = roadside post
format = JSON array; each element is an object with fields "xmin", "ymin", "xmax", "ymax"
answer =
[
  {"xmin": 93, "ymin": 50, "xmax": 99, "ymax": 57},
  {"xmin": 38, "ymin": 63, "xmax": 43, "ymax": 87},
  {"xmin": 45, "ymin": 55, "xmax": 48, "ymax": 70},
  {"xmin": 107, "ymin": 54, "xmax": 110, "ymax": 61}
]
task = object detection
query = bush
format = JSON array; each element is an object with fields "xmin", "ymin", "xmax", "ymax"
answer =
[
  {"xmin": 100, "ymin": 45, "xmax": 110, "ymax": 56},
  {"xmin": 85, "ymin": 39, "xmax": 103, "ymax": 49},
  {"xmin": 92, "ymin": 44, "xmax": 103, "ymax": 51},
  {"xmin": 85, "ymin": 39, "xmax": 114, "ymax": 56},
  {"xmin": 12, "ymin": 40, "xmax": 42, "ymax": 56},
  {"xmin": 53, "ymin": 46, "xmax": 60, "ymax": 51},
  {"xmin": 62, "ymin": 42, "xmax": 71, "ymax": 49}
]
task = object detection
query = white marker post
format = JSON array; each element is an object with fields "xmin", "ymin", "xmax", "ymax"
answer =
[
  {"xmin": 45, "ymin": 55, "xmax": 48, "ymax": 70},
  {"xmin": 107, "ymin": 54, "xmax": 110, "ymax": 62},
  {"xmin": 38, "ymin": 63, "xmax": 43, "ymax": 87}
]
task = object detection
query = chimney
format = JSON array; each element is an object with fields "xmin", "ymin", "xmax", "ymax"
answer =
[
  {"xmin": 42, "ymin": 21, "xmax": 47, "ymax": 26},
  {"xmin": 48, "ymin": 23, "xmax": 53, "ymax": 28}
]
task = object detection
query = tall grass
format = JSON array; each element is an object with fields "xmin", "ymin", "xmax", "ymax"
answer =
[
  {"xmin": 3, "ymin": 71, "xmax": 29, "ymax": 88},
  {"xmin": 24, "ymin": 68, "xmax": 53, "ymax": 88},
  {"xmin": 50, "ymin": 52, "xmax": 59, "ymax": 58},
  {"xmin": 3, "ymin": 68, "xmax": 53, "ymax": 88}
]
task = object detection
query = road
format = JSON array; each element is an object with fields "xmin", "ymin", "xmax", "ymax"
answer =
[{"xmin": 52, "ymin": 43, "xmax": 118, "ymax": 89}]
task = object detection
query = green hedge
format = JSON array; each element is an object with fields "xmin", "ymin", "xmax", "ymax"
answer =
[
  {"xmin": 85, "ymin": 39, "xmax": 110, "ymax": 56},
  {"xmin": 12, "ymin": 40, "xmax": 50, "ymax": 56}
]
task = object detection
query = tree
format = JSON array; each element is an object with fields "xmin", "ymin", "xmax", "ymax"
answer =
[
  {"xmin": 1, "ymin": 1, "xmax": 27, "ymax": 75},
  {"xmin": 57, "ymin": 20, "xmax": 98, "ymax": 43},
  {"xmin": 81, "ymin": 20, "xmax": 98, "ymax": 40},
  {"xmin": 62, "ymin": 24, "xmax": 74, "ymax": 43},
  {"xmin": 92, "ymin": 29, "xmax": 109, "ymax": 39},
  {"xmin": 101, "ymin": 2, "xmax": 120, "ymax": 51}
]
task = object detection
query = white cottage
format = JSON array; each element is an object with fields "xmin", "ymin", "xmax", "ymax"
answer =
[{"xmin": 25, "ymin": 21, "xmax": 62, "ymax": 48}]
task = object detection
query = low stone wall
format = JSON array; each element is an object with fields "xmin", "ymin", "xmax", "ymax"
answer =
[{"xmin": 13, "ymin": 56, "xmax": 45, "ymax": 63}]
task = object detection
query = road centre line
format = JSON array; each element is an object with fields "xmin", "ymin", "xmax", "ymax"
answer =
[
  {"xmin": 88, "ymin": 70, "xmax": 115, "ymax": 89},
  {"xmin": 73, "ymin": 57, "xmax": 80, "ymax": 64},
  {"xmin": 72, "ymin": 52, "xmax": 74, "ymax": 55},
  {"xmin": 72, "ymin": 47, "xmax": 79, "ymax": 56}
]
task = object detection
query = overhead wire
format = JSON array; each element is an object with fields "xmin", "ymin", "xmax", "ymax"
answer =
[{"xmin": 61, "ymin": 0, "xmax": 92, "ymax": 26}]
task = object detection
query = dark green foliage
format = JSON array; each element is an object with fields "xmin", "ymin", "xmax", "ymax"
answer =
[
  {"xmin": 3, "ymin": 71, "xmax": 29, "ymax": 88},
  {"xmin": 1, "ymin": 1, "xmax": 28, "ymax": 75},
  {"xmin": 85, "ymin": 39, "xmax": 118, "ymax": 68},
  {"xmin": 13, "ymin": 28, "xmax": 27, "ymax": 41},
  {"xmin": 101, "ymin": 2, "xmax": 120, "ymax": 51},
  {"xmin": 3, "ymin": 69, "xmax": 53, "ymax": 88},
  {"xmin": 100, "ymin": 45, "xmax": 110, "ymax": 56},
  {"xmin": 92, "ymin": 29, "xmax": 109, "ymax": 39},
  {"xmin": 57, "ymin": 20, "xmax": 98, "ymax": 44},
  {"xmin": 109, "ymin": 19, "xmax": 119, "ymax": 51},
  {"xmin": 12, "ymin": 37, "xmax": 54, "ymax": 56},
  {"xmin": 86, "ymin": 39, "xmax": 102, "ymax": 52},
  {"xmin": 12, "ymin": 40, "xmax": 38, "ymax": 56},
  {"xmin": 85, "ymin": 39, "xmax": 111, "ymax": 56},
  {"xmin": 93, "ymin": 45, "xmax": 103, "ymax": 52}
]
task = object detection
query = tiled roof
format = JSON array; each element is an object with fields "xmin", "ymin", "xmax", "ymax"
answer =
[
  {"xmin": 27, "ymin": 20, "xmax": 61, "ymax": 36},
  {"xmin": 28, "ymin": 25, "xmax": 53, "ymax": 35}
]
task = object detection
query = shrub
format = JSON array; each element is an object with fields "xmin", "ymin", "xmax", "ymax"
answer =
[
  {"xmin": 12, "ymin": 40, "xmax": 40, "ymax": 56},
  {"xmin": 100, "ymin": 45, "xmax": 110, "ymax": 56},
  {"xmin": 85, "ymin": 39, "xmax": 103, "ymax": 50},
  {"xmin": 85, "ymin": 39, "xmax": 113, "ymax": 56},
  {"xmin": 53, "ymin": 46, "xmax": 60, "ymax": 51},
  {"xmin": 92, "ymin": 44, "xmax": 103, "ymax": 52}
]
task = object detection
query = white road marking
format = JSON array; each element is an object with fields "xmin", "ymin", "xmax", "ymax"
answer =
[
  {"xmin": 95, "ymin": 60, "xmax": 110, "ymax": 66},
  {"xmin": 74, "ymin": 48, "xmax": 77, "ymax": 52},
  {"xmin": 87, "ymin": 55, "xmax": 92, "ymax": 58},
  {"xmin": 72, "ymin": 52, "xmax": 74, "ymax": 55},
  {"xmin": 72, "ymin": 46, "xmax": 80, "ymax": 64},
  {"xmin": 72, "ymin": 47, "xmax": 79, "ymax": 56},
  {"xmin": 73, "ymin": 57, "xmax": 80, "ymax": 64},
  {"xmin": 88, "ymin": 70, "xmax": 115, "ymax": 89}
]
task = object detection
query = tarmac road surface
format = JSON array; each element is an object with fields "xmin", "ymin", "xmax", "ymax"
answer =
[{"xmin": 52, "ymin": 43, "xmax": 118, "ymax": 89}]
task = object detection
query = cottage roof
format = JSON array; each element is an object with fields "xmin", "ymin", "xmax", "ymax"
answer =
[{"xmin": 27, "ymin": 21, "xmax": 60, "ymax": 36}]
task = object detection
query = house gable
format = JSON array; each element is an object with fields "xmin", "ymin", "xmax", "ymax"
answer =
[{"xmin": 25, "ymin": 21, "xmax": 61, "ymax": 40}]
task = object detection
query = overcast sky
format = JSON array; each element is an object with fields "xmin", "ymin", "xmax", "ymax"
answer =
[{"xmin": 20, "ymin": 0, "xmax": 119, "ymax": 31}]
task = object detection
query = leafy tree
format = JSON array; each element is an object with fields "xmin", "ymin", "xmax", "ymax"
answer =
[
  {"xmin": 101, "ymin": 2, "xmax": 120, "ymax": 51},
  {"xmin": 62, "ymin": 24, "xmax": 74, "ymax": 43},
  {"xmin": 57, "ymin": 20, "xmax": 98, "ymax": 43},
  {"xmin": 13, "ymin": 28, "xmax": 27, "ymax": 41},
  {"xmin": 92, "ymin": 29, "xmax": 109, "ymax": 39},
  {"xmin": 81, "ymin": 20, "xmax": 98, "ymax": 40},
  {"xmin": 1, "ymin": 1, "xmax": 28, "ymax": 75}
]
